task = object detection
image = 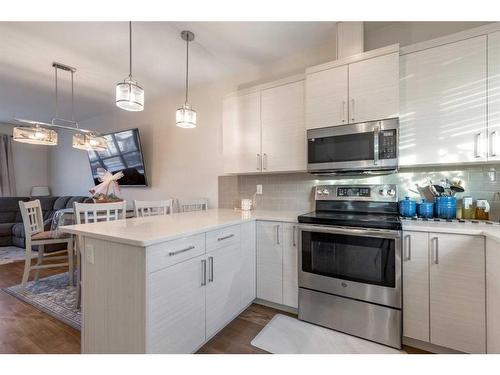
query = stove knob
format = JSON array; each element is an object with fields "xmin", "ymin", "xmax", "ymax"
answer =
[
  {"xmin": 387, "ymin": 188, "xmax": 396, "ymax": 197},
  {"xmin": 317, "ymin": 190, "xmax": 323, "ymax": 196},
  {"xmin": 322, "ymin": 189, "xmax": 330, "ymax": 196}
]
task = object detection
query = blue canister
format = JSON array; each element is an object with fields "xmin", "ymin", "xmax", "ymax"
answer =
[
  {"xmin": 399, "ymin": 197, "xmax": 417, "ymax": 217},
  {"xmin": 418, "ymin": 200, "xmax": 434, "ymax": 218},
  {"xmin": 435, "ymin": 196, "xmax": 457, "ymax": 219}
]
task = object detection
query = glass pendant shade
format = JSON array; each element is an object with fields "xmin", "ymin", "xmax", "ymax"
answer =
[
  {"xmin": 115, "ymin": 79, "xmax": 144, "ymax": 112},
  {"xmin": 176, "ymin": 104, "xmax": 197, "ymax": 128},
  {"xmin": 72, "ymin": 133, "xmax": 108, "ymax": 151},
  {"xmin": 13, "ymin": 125, "xmax": 58, "ymax": 145}
]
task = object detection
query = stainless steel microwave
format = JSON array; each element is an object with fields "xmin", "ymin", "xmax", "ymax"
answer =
[{"xmin": 307, "ymin": 118, "xmax": 399, "ymax": 175}]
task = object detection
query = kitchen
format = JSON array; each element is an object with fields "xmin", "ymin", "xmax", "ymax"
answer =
[
  {"xmin": 1, "ymin": 1, "xmax": 500, "ymax": 373},
  {"xmin": 58, "ymin": 21, "xmax": 500, "ymax": 355}
]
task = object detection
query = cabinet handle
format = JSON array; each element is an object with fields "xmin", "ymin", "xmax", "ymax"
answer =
[
  {"xmin": 256, "ymin": 154, "xmax": 261, "ymax": 170},
  {"xmin": 168, "ymin": 245, "xmax": 195, "ymax": 257},
  {"xmin": 201, "ymin": 259, "xmax": 207, "ymax": 286},
  {"xmin": 431, "ymin": 237, "xmax": 439, "ymax": 264},
  {"xmin": 475, "ymin": 133, "xmax": 484, "ymax": 158},
  {"xmin": 350, "ymin": 98, "xmax": 355, "ymax": 122},
  {"xmin": 276, "ymin": 225, "xmax": 281, "ymax": 245},
  {"xmin": 404, "ymin": 234, "xmax": 411, "ymax": 261},
  {"xmin": 263, "ymin": 153, "xmax": 268, "ymax": 170},
  {"xmin": 491, "ymin": 131, "xmax": 497, "ymax": 157},
  {"xmin": 208, "ymin": 256, "xmax": 214, "ymax": 282},
  {"xmin": 292, "ymin": 226, "xmax": 297, "ymax": 247},
  {"xmin": 217, "ymin": 234, "xmax": 234, "ymax": 242},
  {"xmin": 342, "ymin": 100, "xmax": 347, "ymax": 123}
]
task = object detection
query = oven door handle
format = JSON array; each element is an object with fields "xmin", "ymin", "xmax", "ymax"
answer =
[{"xmin": 297, "ymin": 224, "xmax": 401, "ymax": 239}]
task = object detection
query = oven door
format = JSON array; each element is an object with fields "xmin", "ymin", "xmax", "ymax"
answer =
[
  {"xmin": 298, "ymin": 224, "xmax": 401, "ymax": 308},
  {"xmin": 307, "ymin": 119, "xmax": 398, "ymax": 173}
]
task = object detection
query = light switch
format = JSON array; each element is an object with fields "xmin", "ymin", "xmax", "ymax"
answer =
[
  {"xmin": 85, "ymin": 244, "xmax": 95, "ymax": 264},
  {"xmin": 256, "ymin": 185, "xmax": 263, "ymax": 195}
]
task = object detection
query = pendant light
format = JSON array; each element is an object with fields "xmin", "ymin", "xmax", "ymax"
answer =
[
  {"xmin": 116, "ymin": 21, "xmax": 144, "ymax": 112},
  {"xmin": 176, "ymin": 30, "xmax": 197, "ymax": 128},
  {"xmin": 11, "ymin": 62, "xmax": 107, "ymax": 151}
]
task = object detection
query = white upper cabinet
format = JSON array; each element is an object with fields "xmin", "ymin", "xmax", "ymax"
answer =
[
  {"xmin": 261, "ymin": 80, "xmax": 306, "ymax": 172},
  {"xmin": 222, "ymin": 92, "xmax": 261, "ymax": 174},
  {"xmin": 488, "ymin": 31, "xmax": 500, "ymax": 162},
  {"xmin": 305, "ymin": 65, "xmax": 348, "ymax": 129},
  {"xmin": 348, "ymin": 52, "xmax": 399, "ymax": 123},
  {"xmin": 399, "ymin": 36, "xmax": 488, "ymax": 166}
]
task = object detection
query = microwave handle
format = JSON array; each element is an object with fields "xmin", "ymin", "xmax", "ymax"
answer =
[{"xmin": 374, "ymin": 124, "xmax": 380, "ymax": 165}]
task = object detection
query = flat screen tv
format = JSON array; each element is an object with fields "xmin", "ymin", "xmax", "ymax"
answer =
[{"xmin": 87, "ymin": 128, "xmax": 148, "ymax": 187}]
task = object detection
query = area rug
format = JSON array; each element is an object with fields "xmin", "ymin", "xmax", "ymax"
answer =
[
  {"xmin": 251, "ymin": 314, "xmax": 404, "ymax": 354},
  {"xmin": 0, "ymin": 246, "xmax": 36, "ymax": 265},
  {"xmin": 3, "ymin": 272, "xmax": 81, "ymax": 330}
]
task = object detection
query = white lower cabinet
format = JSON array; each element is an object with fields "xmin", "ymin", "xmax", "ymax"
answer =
[
  {"xmin": 402, "ymin": 231, "xmax": 486, "ymax": 353},
  {"xmin": 487, "ymin": 237, "xmax": 500, "ymax": 353},
  {"xmin": 148, "ymin": 254, "xmax": 206, "ymax": 353},
  {"xmin": 239, "ymin": 221, "xmax": 257, "ymax": 311},
  {"xmin": 257, "ymin": 221, "xmax": 298, "ymax": 308},
  {"xmin": 402, "ymin": 231, "xmax": 430, "ymax": 342}
]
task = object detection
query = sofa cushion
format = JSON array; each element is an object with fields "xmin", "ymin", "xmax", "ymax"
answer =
[
  {"xmin": 0, "ymin": 197, "xmax": 29, "ymax": 223},
  {"xmin": 0, "ymin": 222, "xmax": 14, "ymax": 237},
  {"xmin": 53, "ymin": 196, "xmax": 71, "ymax": 211},
  {"xmin": 11, "ymin": 222, "xmax": 25, "ymax": 238},
  {"xmin": 0, "ymin": 211, "xmax": 16, "ymax": 224}
]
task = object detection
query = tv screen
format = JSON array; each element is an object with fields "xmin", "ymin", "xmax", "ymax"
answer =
[{"xmin": 87, "ymin": 128, "xmax": 148, "ymax": 187}]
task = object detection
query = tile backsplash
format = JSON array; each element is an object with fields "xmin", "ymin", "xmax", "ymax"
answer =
[{"xmin": 218, "ymin": 165, "xmax": 500, "ymax": 220}]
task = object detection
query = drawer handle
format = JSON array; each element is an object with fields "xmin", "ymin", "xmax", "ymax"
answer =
[
  {"xmin": 168, "ymin": 245, "xmax": 195, "ymax": 257},
  {"xmin": 208, "ymin": 256, "xmax": 214, "ymax": 282},
  {"xmin": 217, "ymin": 234, "xmax": 235, "ymax": 242}
]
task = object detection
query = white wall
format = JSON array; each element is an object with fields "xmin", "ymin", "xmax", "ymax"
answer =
[{"xmin": 0, "ymin": 123, "xmax": 49, "ymax": 196}]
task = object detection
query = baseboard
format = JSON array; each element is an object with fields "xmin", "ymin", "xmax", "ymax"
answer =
[
  {"xmin": 254, "ymin": 298, "xmax": 298, "ymax": 315},
  {"xmin": 403, "ymin": 336, "xmax": 464, "ymax": 354}
]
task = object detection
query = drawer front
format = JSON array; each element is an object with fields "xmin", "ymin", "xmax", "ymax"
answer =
[
  {"xmin": 206, "ymin": 224, "xmax": 241, "ymax": 253},
  {"xmin": 147, "ymin": 233, "xmax": 206, "ymax": 273}
]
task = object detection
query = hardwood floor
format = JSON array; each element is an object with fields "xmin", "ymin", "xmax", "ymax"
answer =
[
  {"xmin": 0, "ymin": 256, "xmax": 426, "ymax": 354},
  {"xmin": 0, "ymin": 259, "xmax": 80, "ymax": 354}
]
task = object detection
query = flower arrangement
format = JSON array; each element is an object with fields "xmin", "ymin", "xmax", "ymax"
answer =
[{"xmin": 89, "ymin": 168, "xmax": 124, "ymax": 203}]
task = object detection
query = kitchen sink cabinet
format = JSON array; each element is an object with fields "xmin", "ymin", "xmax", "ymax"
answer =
[
  {"xmin": 222, "ymin": 78, "xmax": 306, "ymax": 175},
  {"xmin": 256, "ymin": 221, "xmax": 299, "ymax": 309},
  {"xmin": 402, "ymin": 231, "xmax": 486, "ymax": 353},
  {"xmin": 305, "ymin": 45, "xmax": 399, "ymax": 130},
  {"xmin": 399, "ymin": 36, "xmax": 488, "ymax": 166},
  {"xmin": 402, "ymin": 231, "xmax": 430, "ymax": 342}
]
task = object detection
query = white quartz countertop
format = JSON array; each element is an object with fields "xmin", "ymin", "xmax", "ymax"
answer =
[
  {"xmin": 60, "ymin": 209, "xmax": 301, "ymax": 247},
  {"xmin": 402, "ymin": 220, "xmax": 500, "ymax": 243}
]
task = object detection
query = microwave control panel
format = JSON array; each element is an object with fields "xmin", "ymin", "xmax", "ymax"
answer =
[{"xmin": 379, "ymin": 130, "xmax": 397, "ymax": 160}]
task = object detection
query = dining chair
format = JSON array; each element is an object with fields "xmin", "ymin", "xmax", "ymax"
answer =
[
  {"xmin": 177, "ymin": 198, "xmax": 209, "ymax": 213},
  {"xmin": 19, "ymin": 200, "xmax": 74, "ymax": 290},
  {"xmin": 134, "ymin": 199, "xmax": 174, "ymax": 217},
  {"xmin": 73, "ymin": 200, "xmax": 127, "ymax": 309}
]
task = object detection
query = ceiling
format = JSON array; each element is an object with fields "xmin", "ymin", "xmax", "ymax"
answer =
[{"xmin": 0, "ymin": 21, "xmax": 337, "ymax": 124}]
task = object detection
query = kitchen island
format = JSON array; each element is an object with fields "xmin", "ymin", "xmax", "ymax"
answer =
[{"xmin": 61, "ymin": 209, "xmax": 300, "ymax": 354}]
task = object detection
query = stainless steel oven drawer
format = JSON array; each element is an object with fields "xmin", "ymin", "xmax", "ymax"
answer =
[{"xmin": 298, "ymin": 288, "xmax": 402, "ymax": 349}]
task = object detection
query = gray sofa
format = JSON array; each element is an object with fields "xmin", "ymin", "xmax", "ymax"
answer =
[{"xmin": 0, "ymin": 196, "xmax": 91, "ymax": 250}]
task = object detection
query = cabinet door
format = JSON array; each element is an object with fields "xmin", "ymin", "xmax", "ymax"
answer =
[
  {"xmin": 261, "ymin": 80, "xmax": 306, "ymax": 172},
  {"xmin": 206, "ymin": 242, "xmax": 242, "ymax": 339},
  {"xmin": 486, "ymin": 237, "xmax": 500, "ymax": 353},
  {"xmin": 488, "ymin": 31, "xmax": 500, "ymax": 161},
  {"xmin": 348, "ymin": 52, "xmax": 399, "ymax": 123},
  {"xmin": 402, "ymin": 231, "xmax": 429, "ymax": 342},
  {"xmin": 305, "ymin": 65, "xmax": 348, "ymax": 129},
  {"xmin": 239, "ymin": 221, "xmax": 256, "ymax": 310},
  {"xmin": 429, "ymin": 233, "xmax": 486, "ymax": 353},
  {"xmin": 282, "ymin": 224, "xmax": 298, "ymax": 308},
  {"xmin": 399, "ymin": 36, "xmax": 487, "ymax": 166},
  {"xmin": 147, "ymin": 255, "xmax": 206, "ymax": 353},
  {"xmin": 222, "ymin": 92, "xmax": 261, "ymax": 174},
  {"xmin": 256, "ymin": 221, "xmax": 283, "ymax": 304}
]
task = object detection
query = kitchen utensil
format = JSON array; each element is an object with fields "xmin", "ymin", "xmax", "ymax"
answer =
[
  {"xmin": 416, "ymin": 184, "xmax": 436, "ymax": 201},
  {"xmin": 450, "ymin": 181, "xmax": 465, "ymax": 194},
  {"xmin": 399, "ymin": 197, "xmax": 417, "ymax": 217},
  {"xmin": 475, "ymin": 199, "xmax": 490, "ymax": 220},
  {"xmin": 417, "ymin": 200, "xmax": 434, "ymax": 218},
  {"xmin": 433, "ymin": 184, "xmax": 445, "ymax": 195}
]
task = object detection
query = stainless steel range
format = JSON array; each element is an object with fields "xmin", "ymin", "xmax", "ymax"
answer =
[{"xmin": 297, "ymin": 184, "xmax": 402, "ymax": 349}]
